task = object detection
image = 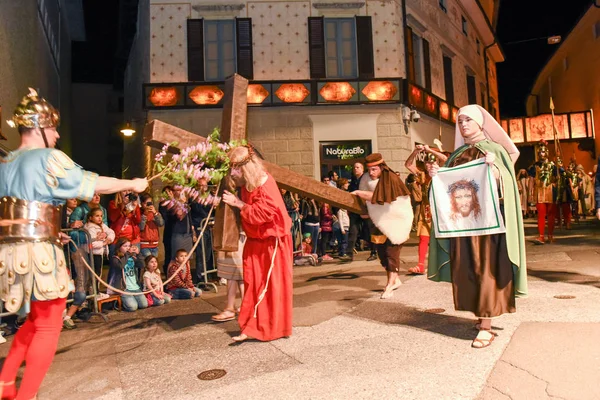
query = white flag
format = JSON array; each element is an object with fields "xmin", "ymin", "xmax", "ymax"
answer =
[{"xmin": 430, "ymin": 158, "xmax": 506, "ymax": 238}]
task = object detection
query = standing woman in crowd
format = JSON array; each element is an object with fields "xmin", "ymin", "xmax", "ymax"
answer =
[
  {"xmin": 319, "ymin": 203, "xmax": 334, "ymax": 261},
  {"xmin": 427, "ymin": 104, "xmax": 527, "ymax": 349},
  {"xmin": 300, "ymin": 196, "xmax": 320, "ymax": 257},
  {"xmin": 281, "ymin": 188, "xmax": 302, "ymax": 252},
  {"xmin": 108, "ymin": 190, "xmax": 142, "ymax": 249}
]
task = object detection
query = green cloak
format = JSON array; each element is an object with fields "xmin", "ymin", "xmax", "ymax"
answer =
[{"xmin": 427, "ymin": 140, "xmax": 528, "ymax": 297}]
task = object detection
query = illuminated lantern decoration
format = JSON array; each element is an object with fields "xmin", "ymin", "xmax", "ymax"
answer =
[
  {"xmin": 275, "ymin": 83, "xmax": 310, "ymax": 103},
  {"xmin": 189, "ymin": 85, "xmax": 224, "ymax": 105},
  {"xmin": 361, "ymin": 81, "xmax": 397, "ymax": 101},
  {"xmin": 452, "ymin": 107, "xmax": 459, "ymax": 123},
  {"xmin": 408, "ymin": 84, "xmax": 423, "ymax": 107},
  {"xmin": 425, "ymin": 94, "xmax": 437, "ymax": 114},
  {"xmin": 148, "ymin": 87, "xmax": 179, "ymax": 107},
  {"xmin": 247, "ymin": 84, "xmax": 269, "ymax": 104},
  {"xmin": 439, "ymin": 101, "xmax": 450, "ymax": 120},
  {"xmin": 319, "ymin": 82, "xmax": 356, "ymax": 102}
]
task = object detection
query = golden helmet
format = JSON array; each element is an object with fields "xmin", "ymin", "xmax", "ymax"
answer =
[{"xmin": 7, "ymin": 88, "xmax": 60, "ymax": 129}]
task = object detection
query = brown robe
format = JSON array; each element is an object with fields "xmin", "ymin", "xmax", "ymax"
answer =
[{"xmin": 448, "ymin": 147, "xmax": 515, "ymax": 318}]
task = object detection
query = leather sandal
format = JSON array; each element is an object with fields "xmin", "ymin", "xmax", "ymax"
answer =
[
  {"xmin": 211, "ymin": 309, "xmax": 236, "ymax": 322},
  {"xmin": 471, "ymin": 329, "xmax": 497, "ymax": 349},
  {"xmin": 408, "ymin": 266, "xmax": 425, "ymax": 275}
]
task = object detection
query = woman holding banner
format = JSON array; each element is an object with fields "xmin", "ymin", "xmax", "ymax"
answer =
[{"xmin": 427, "ymin": 105, "xmax": 527, "ymax": 349}]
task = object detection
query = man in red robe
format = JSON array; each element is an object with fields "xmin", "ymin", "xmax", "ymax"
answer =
[{"xmin": 222, "ymin": 145, "xmax": 293, "ymax": 342}]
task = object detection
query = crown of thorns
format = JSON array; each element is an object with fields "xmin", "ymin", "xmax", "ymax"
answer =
[
  {"xmin": 447, "ymin": 179, "xmax": 479, "ymax": 195},
  {"xmin": 230, "ymin": 144, "xmax": 255, "ymax": 168}
]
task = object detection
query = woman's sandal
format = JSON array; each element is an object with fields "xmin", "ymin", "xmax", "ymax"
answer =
[
  {"xmin": 407, "ymin": 265, "xmax": 425, "ymax": 275},
  {"xmin": 211, "ymin": 309, "xmax": 236, "ymax": 322},
  {"xmin": 471, "ymin": 329, "xmax": 497, "ymax": 349}
]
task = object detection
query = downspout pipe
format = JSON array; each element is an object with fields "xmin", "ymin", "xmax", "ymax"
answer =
[
  {"xmin": 483, "ymin": 39, "xmax": 497, "ymax": 115},
  {"xmin": 402, "ymin": 0, "xmax": 409, "ymax": 102}
]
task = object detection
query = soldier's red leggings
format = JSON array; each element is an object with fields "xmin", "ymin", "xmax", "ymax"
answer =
[
  {"xmin": 536, "ymin": 202, "xmax": 556, "ymax": 238},
  {"xmin": 0, "ymin": 298, "xmax": 65, "ymax": 400}
]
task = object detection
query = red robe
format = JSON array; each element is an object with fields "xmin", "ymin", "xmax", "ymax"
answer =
[{"xmin": 238, "ymin": 173, "xmax": 293, "ymax": 341}]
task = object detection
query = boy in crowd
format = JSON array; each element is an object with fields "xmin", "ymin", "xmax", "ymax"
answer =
[{"xmin": 166, "ymin": 249, "xmax": 202, "ymax": 299}]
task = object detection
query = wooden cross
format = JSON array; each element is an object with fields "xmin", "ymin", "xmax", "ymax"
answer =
[{"xmin": 144, "ymin": 74, "xmax": 367, "ymax": 251}]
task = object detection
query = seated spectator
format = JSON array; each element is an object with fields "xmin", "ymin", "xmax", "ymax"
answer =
[
  {"xmin": 139, "ymin": 193, "xmax": 164, "ymax": 258},
  {"xmin": 294, "ymin": 233, "xmax": 319, "ymax": 266},
  {"xmin": 107, "ymin": 237, "xmax": 148, "ymax": 312},
  {"xmin": 143, "ymin": 255, "xmax": 171, "ymax": 306},
  {"xmin": 166, "ymin": 249, "xmax": 202, "ymax": 299}
]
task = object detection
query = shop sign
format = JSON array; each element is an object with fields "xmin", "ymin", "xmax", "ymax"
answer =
[{"xmin": 321, "ymin": 141, "xmax": 372, "ymax": 160}]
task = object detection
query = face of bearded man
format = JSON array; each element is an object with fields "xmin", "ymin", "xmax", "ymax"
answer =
[
  {"xmin": 368, "ymin": 165, "xmax": 382, "ymax": 180},
  {"xmin": 230, "ymin": 166, "xmax": 247, "ymax": 187}
]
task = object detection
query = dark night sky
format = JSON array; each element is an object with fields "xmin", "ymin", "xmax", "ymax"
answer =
[
  {"xmin": 72, "ymin": 0, "xmax": 594, "ymax": 117},
  {"xmin": 72, "ymin": 0, "xmax": 119, "ymax": 84},
  {"xmin": 496, "ymin": 0, "xmax": 593, "ymax": 117}
]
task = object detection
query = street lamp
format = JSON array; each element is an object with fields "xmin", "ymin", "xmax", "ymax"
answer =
[
  {"xmin": 504, "ymin": 35, "xmax": 562, "ymax": 46},
  {"xmin": 120, "ymin": 122, "xmax": 135, "ymax": 137}
]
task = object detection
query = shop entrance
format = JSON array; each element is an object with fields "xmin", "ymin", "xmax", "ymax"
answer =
[{"xmin": 319, "ymin": 140, "xmax": 372, "ymax": 181}]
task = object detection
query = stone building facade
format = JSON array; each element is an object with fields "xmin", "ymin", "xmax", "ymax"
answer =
[
  {"xmin": 124, "ymin": 0, "xmax": 503, "ymax": 179},
  {"xmin": 0, "ymin": 0, "xmax": 84, "ymax": 155}
]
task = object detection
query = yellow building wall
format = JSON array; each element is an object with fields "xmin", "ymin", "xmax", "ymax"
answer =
[{"xmin": 527, "ymin": 6, "xmax": 600, "ymax": 170}]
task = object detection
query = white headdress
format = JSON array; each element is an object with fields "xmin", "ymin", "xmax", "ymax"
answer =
[{"xmin": 454, "ymin": 104, "xmax": 520, "ymax": 163}]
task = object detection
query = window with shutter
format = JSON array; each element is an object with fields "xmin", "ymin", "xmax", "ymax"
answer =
[
  {"xmin": 466, "ymin": 74, "xmax": 476, "ymax": 104},
  {"xmin": 187, "ymin": 19, "xmax": 205, "ymax": 81},
  {"xmin": 422, "ymin": 38, "xmax": 431, "ymax": 90},
  {"xmin": 406, "ymin": 26, "xmax": 415, "ymax": 82},
  {"xmin": 308, "ymin": 17, "xmax": 326, "ymax": 79},
  {"xmin": 355, "ymin": 16, "xmax": 374, "ymax": 79},
  {"xmin": 443, "ymin": 55, "xmax": 454, "ymax": 104},
  {"xmin": 204, "ymin": 20, "xmax": 236, "ymax": 81},
  {"xmin": 324, "ymin": 18, "xmax": 358, "ymax": 79},
  {"xmin": 236, "ymin": 18, "xmax": 253, "ymax": 79},
  {"xmin": 408, "ymin": 31, "xmax": 431, "ymax": 91}
]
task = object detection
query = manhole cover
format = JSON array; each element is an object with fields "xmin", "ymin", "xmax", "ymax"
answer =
[
  {"xmin": 198, "ymin": 369, "xmax": 227, "ymax": 381},
  {"xmin": 554, "ymin": 295, "xmax": 576, "ymax": 300},
  {"xmin": 424, "ymin": 308, "xmax": 445, "ymax": 314}
]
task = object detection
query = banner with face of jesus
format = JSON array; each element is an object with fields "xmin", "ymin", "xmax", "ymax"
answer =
[{"xmin": 430, "ymin": 158, "xmax": 506, "ymax": 238}]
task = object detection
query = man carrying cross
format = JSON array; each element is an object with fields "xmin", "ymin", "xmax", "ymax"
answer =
[{"xmin": 221, "ymin": 145, "xmax": 293, "ymax": 342}]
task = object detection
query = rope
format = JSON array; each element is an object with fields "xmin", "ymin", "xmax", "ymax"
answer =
[
  {"xmin": 70, "ymin": 199, "xmax": 217, "ymax": 297},
  {"xmin": 253, "ymin": 236, "xmax": 279, "ymax": 318}
]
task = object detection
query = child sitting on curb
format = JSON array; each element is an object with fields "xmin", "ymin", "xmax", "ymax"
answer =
[
  {"xmin": 166, "ymin": 249, "xmax": 202, "ymax": 299},
  {"xmin": 294, "ymin": 233, "xmax": 319, "ymax": 266}
]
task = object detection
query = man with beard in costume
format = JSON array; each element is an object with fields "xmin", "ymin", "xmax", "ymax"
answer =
[
  {"xmin": 221, "ymin": 145, "xmax": 293, "ymax": 342},
  {"xmin": 352, "ymin": 153, "xmax": 413, "ymax": 299}
]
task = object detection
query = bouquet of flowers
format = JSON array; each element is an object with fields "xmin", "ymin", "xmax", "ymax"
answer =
[{"xmin": 151, "ymin": 127, "xmax": 245, "ymax": 216}]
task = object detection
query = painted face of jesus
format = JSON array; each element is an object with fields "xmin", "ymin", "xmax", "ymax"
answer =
[{"xmin": 453, "ymin": 188, "xmax": 474, "ymax": 217}]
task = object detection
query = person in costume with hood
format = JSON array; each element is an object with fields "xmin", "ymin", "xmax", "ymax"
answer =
[
  {"xmin": 0, "ymin": 88, "xmax": 148, "ymax": 399},
  {"xmin": 352, "ymin": 153, "xmax": 413, "ymax": 299},
  {"xmin": 427, "ymin": 104, "xmax": 527, "ymax": 349},
  {"xmin": 527, "ymin": 140, "xmax": 557, "ymax": 244}
]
